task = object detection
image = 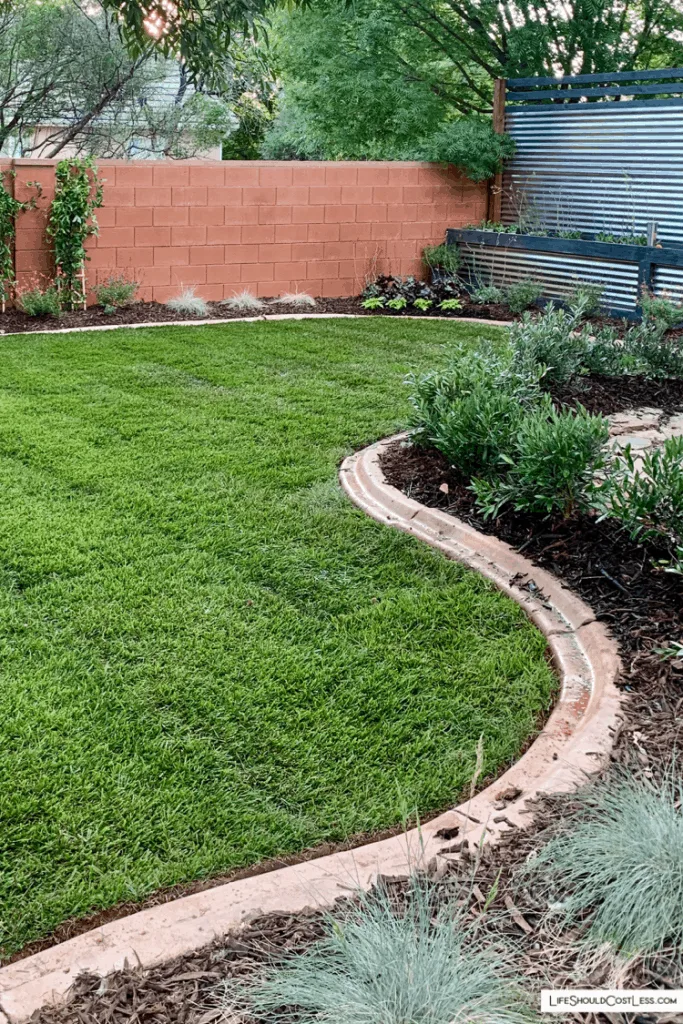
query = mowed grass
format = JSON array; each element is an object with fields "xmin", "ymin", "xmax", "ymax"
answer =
[{"xmin": 0, "ymin": 318, "xmax": 555, "ymax": 956}]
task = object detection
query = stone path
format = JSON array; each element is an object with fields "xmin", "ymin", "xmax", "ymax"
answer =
[{"xmin": 607, "ymin": 407, "xmax": 683, "ymax": 469}]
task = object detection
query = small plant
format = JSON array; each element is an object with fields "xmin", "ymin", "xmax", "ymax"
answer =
[
  {"xmin": 477, "ymin": 220, "xmax": 519, "ymax": 234},
  {"xmin": 423, "ymin": 242, "xmax": 460, "ymax": 276},
  {"xmin": 640, "ymin": 288, "xmax": 683, "ymax": 329},
  {"xmin": 509, "ymin": 304, "xmax": 593, "ymax": 383},
  {"xmin": 522, "ymin": 768, "xmax": 683, "ymax": 952},
  {"xmin": 597, "ymin": 436, "xmax": 683, "ymax": 549},
  {"xmin": 471, "ymin": 399, "xmax": 609, "ymax": 519},
  {"xmin": 567, "ymin": 283, "xmax": 604, "ymax": 318},
  {"xmin": 242, "ymin": 878, "xmax": 535, "ymax": 1024},
  {"xmin": 471, "ymin": 284, "xmax": 505, "ymax": 305},
  {"xmin": 221, "ymin": 291, "xmax": 266, "ymax": 311},
  {"xmin": 0, "ymin": 171, "xmax": 40, "ymax": 311},
  {"xmin": 438, "ymin": 298, "xmax": 462, "ymax": 311},
  {"xmin": 94, "ymin": 274, "xmax": 138, "ymax": 310},
  {"xmin": 362, "ymin": 296, "xmax": 385, "ymax": 309},
  {"xmin": 165, "ymin": 287, "xmax": 210, "ymax": 317},
  {"xmin": 624, "ymin": 319, "xmax": 683, "ymax": 378},
  {"xmin": 386, "ymin": 297, "xmax": 407, "ymax": 310},
  {"xmin": 557, "ymin": 228, "xmax": 582, "ymax": 239},
  {"xmin": 412, "ymin": 297, "xmax": 433, "ymax": 311},
  {"xmin": 596, "ymin": 231, "xmax": 647, "ymax": 246},
  {"xmin": 17, "ymin": 282, "xmax": 61, "ymax": 317},
  {"xmin": 362, "ymin": 275, "xmax": 435, "ymax": 304},
  {"xmin": 47, "ymin": 158, "xmax": 103, "ymax": 311},
  {"xmin": 273, "ymin": 292, "xmax": 316, "ymax": 308},
  {"xmin": 505, "ymin": 278, "xmax": 543, "ymax": 314}
]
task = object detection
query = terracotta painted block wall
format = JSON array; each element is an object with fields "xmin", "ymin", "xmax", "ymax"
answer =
[{"xmin": 7, "ymin": 159, "xmax": 487, "ymax": 303}]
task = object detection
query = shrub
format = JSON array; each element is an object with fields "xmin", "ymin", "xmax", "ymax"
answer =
[
  {"xmin": 598, "ymin": 435, "xmax": 683, "ymax": 549},
  {"xmin": 362, "ymin": 296, "xmax": 385, "ymax": 309},
  {"xmin": 623, "ymin": 320, "xmax": 683, "ymax": 378},
  {"xmin": 412, "ymin": 118, "xmax": 516, "ymax": 182},
  {"xmin": 509, "ymin": 304, "xmax": 593, "ymax": 384},
  {"xmin": 387, "ymin": 297, "xmax": 407, "ymax": 310},
  {"xmin": 423, "ymin": 243, "xmax": 460, "ymax": 276},
  {"xmin": 522, "ymin": 769, "xmax": 683, "ymax": 952},
  {"xmin": 567, "ymin": 283, "xmax": 604, "ymax": 318},
  {"xmin": 438, "ymin": 298, "xmax": 462, "ymax": 311},
  {"xmin": 471, "ymin": 399, "xmax": 609, "ymax": 519},
  {"xmin": 243, "ymin": 878, "xmax": 534, "ymax": 1024},
  {"xmin": 17, "ymin": 284, "xmax": 61, "ymax": 317},
  {"xmin": 407, "ymin": 343, "xmax": 541, "ymax": 477},
  {"xmin": 363, "ymin": 275, "xmax": 436, "ymax": 304},
  {"xmin": 505, "ymin": 279, "xmax": 543, "ymax": 314},
  {"xmin": 640, "ymin": 288, "xmax": 683, "ymax": 329},
  {"xmin": 412, "ymin": 297, "xmax": 433, "ymax": 311},
  {"xmin": 94, "ymin": 274, "xmax": 138, "ymax": 309},
  {"xmin": 165, "ymin": 287, "xmax": 210, "ymax": 317},
  {"xmin": 272, "ymin": 292, "xmax": 316, "ymax": 308},
  {"xmin": 470, "ymin": 284, "xmax": 505, "ymax": 305},
  {"xmin": 221, "ymin": 290, "xmax": 266, "ymax": 312}
]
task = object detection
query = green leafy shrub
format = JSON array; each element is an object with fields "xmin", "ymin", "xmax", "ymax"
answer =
[
  {"xmin": 243, "ymin": 878, "xmax": 534, "ymax": 1024},
  {"xmin": 597, "ymin": 436, "xmax": 683, "ymax": 549},
  {"xmin": 505, "ymin": 279, "xmax": 543, "ymax": 314},
  {"xmin": 471, "ymin": 399, "xmax": 609, "ymax": 519},
  {"xmin": 386, "ymin": 297, "xmax": 407, "ymax": 310},
  {"xmin": 412, "ymin": 119, "xmax": 516, "ymax": 182},
  {"xmin": 596, "ymin": 231, "xmax": 647, "ymax": 245},
  {"xmin": 407, "ymin": 343, "xmax": 541, "ymax": 477},
  {"xmin": 17, "ymin": 283, "xmax": 61, "ymax": 317},
  {"xmin": 509, "ymin": 304, "xmax": 593, "ymax": 384},
  {"xmin": 438, "ymin": 298, "xmax": 462, "ymax": 311},
  {"xmin": 165, "ymin": 287, "xmax": 209, "ymax": 317},
  {"xmin": 523, "ymin": 769, "xmax": 683, "ymax": 952},
  {"xmin": 412, "ymin": 297, "xmax": 433, "ymax": 311},
  {"xmin": 470, "ymin": 284, "xmax": 505, "ymax": 304},
  {"xmin": 362, "ymin": 296, "xmax": 385, "ymax": 309},
  {"xmin": 423, "ymin": 243, "xmax": 460, "ymax": 276},
  {"xmin": 624, "ymin": 320, "xmax": 683, "ymax": 378},
  {"xmin": 94, "ymin": 274, "xmax": 138, "ymax": 309},
  {"xmin": 640, "ymin": 288, "xmax": 683, "ymax": 329},
  {"xmin": 557, "ymin": 228, "xmax": 582, "ymax": 239}
]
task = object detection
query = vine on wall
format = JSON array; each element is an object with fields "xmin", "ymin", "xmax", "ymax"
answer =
[
  {"xmin": 47, "ymin": 158, "xmax": 103, "ymax": 311},
  {"xmin": 0, "ymin": 170, "xmax": 41, "ymax": 313}
]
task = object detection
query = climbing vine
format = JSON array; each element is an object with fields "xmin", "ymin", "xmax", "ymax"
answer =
[
  {"xmin": 47, "ymin": 158, "xmax": 103, "ymax": 310},
  {"xmin": 0, "ymin": 171, "xmax": 40, "ymax": 312}
]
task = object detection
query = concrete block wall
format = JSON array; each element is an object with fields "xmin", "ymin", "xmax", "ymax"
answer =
[{"xmin": 6, "ymin": 160, "xmax": 487, "ymax": 303}]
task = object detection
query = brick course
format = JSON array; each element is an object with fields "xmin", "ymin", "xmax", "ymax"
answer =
[{"xmin": 4, "ymin": 159, "xmax": 487, "ymax": 302}]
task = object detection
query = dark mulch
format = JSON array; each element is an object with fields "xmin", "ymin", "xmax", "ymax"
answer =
[
  {"xmin": 0, "ymin": 296, "xmax": 521, "ymax": 335},
  {"xmin": 549, "ymin": 374, "xmax": 683, "ymax": 417}
]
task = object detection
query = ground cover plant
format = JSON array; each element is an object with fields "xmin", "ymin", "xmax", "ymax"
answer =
[{"xmin": 0, "ymin": 317, "xmax": 555, "ymax": 958}]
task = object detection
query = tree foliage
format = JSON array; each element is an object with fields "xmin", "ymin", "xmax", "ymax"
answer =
[{"xmin": 264, "ymin": 0, "xmax": 683, "ymax": 164}]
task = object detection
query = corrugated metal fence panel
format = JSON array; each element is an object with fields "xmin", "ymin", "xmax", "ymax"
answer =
[
  {"xmin": 459, "ymin": 243, "xmax": 640, "ymax": 310},
  {"xmin": 502, "ymin": 103, "xmax": 683, "ymax": 246},
  {"xmin": 654, "ymin": 264, "xmax": 683, "ymax": 304}
]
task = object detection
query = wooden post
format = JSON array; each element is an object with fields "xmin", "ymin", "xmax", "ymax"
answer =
[{"xmin": 488, "ymin": 77, "xmax": 506, "ymax": 224}]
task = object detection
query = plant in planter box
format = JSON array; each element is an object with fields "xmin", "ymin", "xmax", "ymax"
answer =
[{"xmin": 640, "ymin": 288, "xmax": 683, "ymax": 329}]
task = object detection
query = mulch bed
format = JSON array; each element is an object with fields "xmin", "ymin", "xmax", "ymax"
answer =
[{"xmin": 23, "ymin": 374, "xmax": 683, "ymax": 1024}]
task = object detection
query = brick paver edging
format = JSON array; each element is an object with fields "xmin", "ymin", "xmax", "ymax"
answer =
[{"xmin": 0, "ymin": 437, "xmax": 622, "ymax": 1024}]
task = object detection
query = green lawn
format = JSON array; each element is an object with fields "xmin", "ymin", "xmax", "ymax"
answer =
[{"xmin": 0, "ymin": 317, "xmax": 554, "ymax": 956}]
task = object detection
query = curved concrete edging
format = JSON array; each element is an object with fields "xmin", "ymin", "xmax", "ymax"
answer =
[
  {"xmin": 0, "ymin": 311, "xmax": 513, "ymax": 339},
  {"xmin": 0, "ymin": 435, "xmax": 622, "ymax": 1023}
]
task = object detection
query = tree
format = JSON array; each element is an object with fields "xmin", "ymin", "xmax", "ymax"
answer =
[
  {"xmin": 265, "ymin": 0, "xmax": 683, "ymax": 158},
  {"xmin": 0, "ymin": 0, "xmax": 271, "ymax": 159}
]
